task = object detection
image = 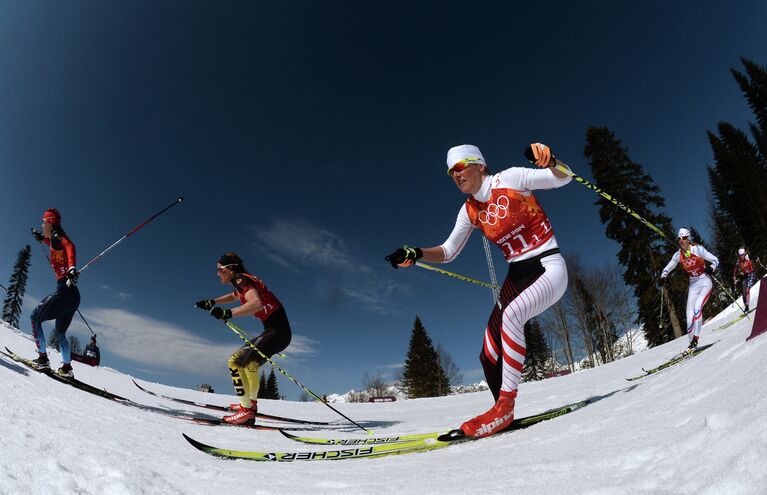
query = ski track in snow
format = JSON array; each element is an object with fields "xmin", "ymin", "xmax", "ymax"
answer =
[{"xmin": 1, "ymin": 283, "xmax": 766, "ymax": 494}]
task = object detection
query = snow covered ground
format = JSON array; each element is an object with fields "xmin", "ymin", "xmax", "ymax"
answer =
[{"xmin": 1, "ymin": 285, "xmax": 766, "ymax": 495}]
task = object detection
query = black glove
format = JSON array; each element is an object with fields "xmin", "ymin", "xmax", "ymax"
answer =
[
  {"xmin": 659, "ymin": 276, "xmax": 666, "ymax": 287},
  {"xmin": 210, "ymin": 307, "xmax": 232, "ymax": 320},
  {"xmin": 31, "ymin": 228, "xmax": 44, "ymax": 242},
  {"xmin": 67, "ymin": 267, "xmax": 79, "ymax": 282},
  {"xmin": 194, "ymin": 299, "xmax": 215, "ymax": 310},
  {"xmin": 704, "ymin": 265, "xmax": 715, "ymax": 275},
  {"xmin": 385, "ymin": 246, "xmax": 423, "ymax": 269}
]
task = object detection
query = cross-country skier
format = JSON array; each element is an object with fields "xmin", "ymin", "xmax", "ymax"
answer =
[
  {"xmin": 385, "ymin": 143, "xmax": 571, "ymax": 438},
  {"xmin": 732, "ymin": 247, "xmax": 757, "ymax": 313},
  {"xmin": 194, "ymin": 252, "xmax": 291, "ymax": 425},
  {"xmin": 659, "ymin": 228, "xmax": 719, "ymax": 350},
  {"xmin": 29, "ymin": 208, "xmax": 80, "ymax": 377}
]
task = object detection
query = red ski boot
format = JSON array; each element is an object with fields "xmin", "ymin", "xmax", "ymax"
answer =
[
  {"xmin": 459, "ymin": 391, "xmax": 516, "ymax": 438},
  {"xmin": 228, "ymin": 401, "xmax": 257, "ymax": 412},
  {"xmin": 223, "ymin": 403, "xmax": 257, "ymax": 425}
]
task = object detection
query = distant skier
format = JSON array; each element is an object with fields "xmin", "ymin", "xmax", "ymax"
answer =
[
  {"xmin": 732, "ymin": 247, "xmax": 757, "ymax": 313},
  {"xmin": 659, "ymin": 228, "xmax": 719, "ymax": 351},
  {"xmin": 194, "ymin": 252, "xmax": 291, "ymax": 425},
  {"xmin": 29, "ymin": 208, "xmax": 80, "ymax": 377},
  {"xmin": 385, "ymin": 143, "xmax": 571, "ymax": 438},
  {"xmin": 84, "ymin": 335, "xmax": 101, "ymax": 366}
]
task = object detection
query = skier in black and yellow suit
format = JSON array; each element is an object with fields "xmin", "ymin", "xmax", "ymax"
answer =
[{"xmin": 195, "ymin": 252, "xmax": 291, "ymax": 424}]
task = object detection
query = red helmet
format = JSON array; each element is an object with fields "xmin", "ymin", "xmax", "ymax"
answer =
[{"xmin": 42, "ymin": 208, "xmax": 61, "ymax": 225}]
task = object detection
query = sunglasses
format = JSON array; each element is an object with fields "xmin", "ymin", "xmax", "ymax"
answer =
[
  {"xmin": 678, "ymin": 236, "xmax": 689, "ymax": 241},
  {"xmin": 216, "ymin": 264, "xmax": 237, "ymax": 273},
  {"xmin": 448, "ymin": 157, "xmax": 484, "ymax": 177}
]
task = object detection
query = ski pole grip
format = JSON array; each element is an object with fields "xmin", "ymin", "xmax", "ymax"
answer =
[{"xmin": 523, "ymin": 146, "xmax": 557, "ymax": 166}]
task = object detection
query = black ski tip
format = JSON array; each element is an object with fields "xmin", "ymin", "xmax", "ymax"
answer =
[
  {"xmin": 278, "ymin": 429, "xmax": 300, "ymax": 440},
  {"xmin": 132, "ymin": 379, "xmax": 153, "ymax": 394},
  {"xmin": 437, "ymin": 429, "xmax": 468, "ymax": 442},
  {"xmin": 182, "ymin": 433, "xmax": 213, "ymax": 451}
]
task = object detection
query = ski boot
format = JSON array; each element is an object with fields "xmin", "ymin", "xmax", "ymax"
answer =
[
  {"xmin": 228, "ymin": 401, "xmax": 257, "ymax": 413},
  {"xmin": 744, "ymin": 305, "xmax": 750, "ymax": 314},
  {"xmin": 223, "ymin": 402, "xmax": 257, "ymax": 425},
  {"xmin": 32, "ymin": 353, "xmax": 50, "ymax": 370},
  {"xmin": 459, "ymin": 390, "xmax": 516, "ymax": 438},
  {"xmin": 56, "ymin": 363, "xmax": 74, "ymax": 378},
  {"xmin": 686, "ymin": 336, "xmax": 699, "ymax": 352}
]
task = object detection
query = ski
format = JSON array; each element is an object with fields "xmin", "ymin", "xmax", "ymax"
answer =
[
  {"xmin": 625, "ymin": 343, "xmax": 714, "ymax": 381},
  {"xmin": 1, "ymin": 347, "xmax": 128, "ymax": 401},
  {"xmin": 175, "ymin": 415, "xmax": 320, "ymax": 431},
  {"xmin": 278, "ymin": 399, "xmax": 590, "ymax": 446},
  {"xmin": 712, "ymin": 308, "xmax": 756, "ymax": 332},
  {"xmin": 132, "ymin": 379, "xmax": 330, "ymax": 425},
  {"xmin": 183, "ymin": 399, "xmax": 592, "ymax": 461}
]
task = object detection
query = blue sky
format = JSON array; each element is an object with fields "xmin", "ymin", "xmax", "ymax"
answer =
[{"xmin": 1, "ymin": 1, "xmax": 766, "ymax": 399}]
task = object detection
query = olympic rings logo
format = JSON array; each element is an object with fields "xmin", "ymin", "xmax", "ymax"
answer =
[{"xmin": 478, "ymin": 196, "xmax": 509, "ymax": 225}]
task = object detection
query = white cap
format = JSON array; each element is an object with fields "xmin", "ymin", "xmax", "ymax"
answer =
[
  {"xmin": 446, "ymin": 144, "xmax": 486, "ymax": 171},
  {"xmin": 738, "ymin": 248, "xmax": 746, "ymax": 256},
  {"xmin": 677, "ymin": 227, "xmax": 691, "ymax": 239}
]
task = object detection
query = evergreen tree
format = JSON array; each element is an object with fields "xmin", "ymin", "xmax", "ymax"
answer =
[
  {"xmin": 523, "ymin": 318, "xmax": 551, "ymax": 381},
  {"xmin": 2, "ymin": 245, "xmax": 32, "ymax": 328},
  {"xmin": 584, "ymin": 127, "xmax": 684, "ymax": 346},
  {"xmin": 401, "ymin": 316, "xmax": 449, "ymax": 398},
  {"xmin": 707, "ymin": 58, "xmax": 767, "ymax": 273},
  {"xmin": 257, "ymin": 371, "xmax": 267, "ymax": 399},
  {"xmin": 264, "ymin": 368, "xmax": 280, "ymax": 400}
]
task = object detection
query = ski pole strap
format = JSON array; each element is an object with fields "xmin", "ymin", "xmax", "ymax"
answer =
[
  {"xmin": 414, "ymin": 262, "xmax": 500, "ymax": 290},
  {"xmin": 224, "ymin": 321, "xmax": 373, "ymax": 435}
]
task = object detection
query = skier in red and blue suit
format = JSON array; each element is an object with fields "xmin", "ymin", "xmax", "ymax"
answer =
[{"xmin": 29, "ymin": 208, "xmax": 80, "ymax": 378}]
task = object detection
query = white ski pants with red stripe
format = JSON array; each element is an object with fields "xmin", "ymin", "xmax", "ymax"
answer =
[
  {"xmin": 686, "ymin": 275, "xmax": 713, "ymax": 340},
  {"xmin": 480, "ymin": 251, "xmax": 567, "ymax": 401}
]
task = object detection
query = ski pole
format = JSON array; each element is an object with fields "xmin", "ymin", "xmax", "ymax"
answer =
[
  {"xmin": 76, "ymin": 309, "xmax": 96, "ymax": 336},
  {"xmin": 711, "ymin": 273, "xmax": 749, "ymax": 318},
  {"xmin": 414, "ymin": 262, "xmax": 500, "ymax": 290},
  {"xmin": 755, "ymin": 258, "xmax": 767, "ymax": 273},
  {"xmin": 78, "ymin": 197, "xmax": 184, "ymax": 275},
  {"xmin": 523, "ymin": 148, "xmax": 677, "ymax": 248},
  {"xmin": 224, "ymin": 320, "xmax": 372, "ymax": 435},
  {"xmin": 525, "ymin": 148, "xmax": 743, "ymax": 311}
]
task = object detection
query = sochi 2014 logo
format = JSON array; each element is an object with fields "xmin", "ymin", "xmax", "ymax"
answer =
[{"xmin": 478, "ymin": 196, "xmax": 509, "ymax": 225}]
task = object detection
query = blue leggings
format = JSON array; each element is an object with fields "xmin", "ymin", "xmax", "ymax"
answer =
[{"xmin": 31, "ymin": 280, "xmax": 80, "ymax": 363}]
